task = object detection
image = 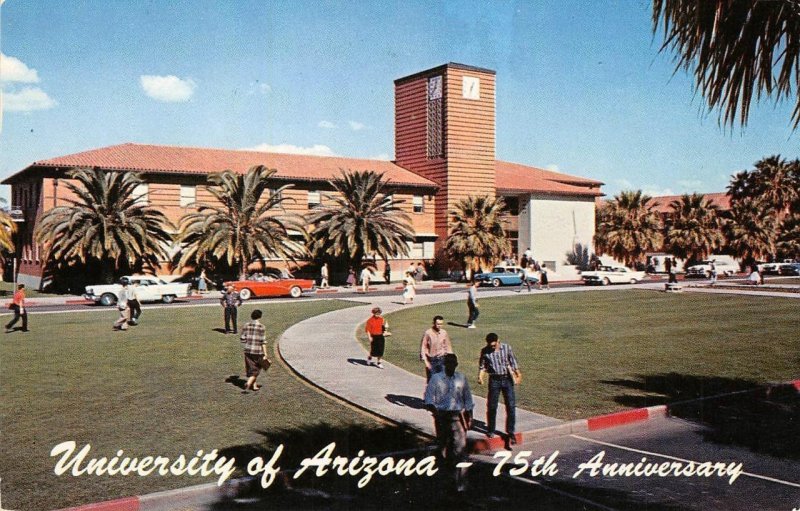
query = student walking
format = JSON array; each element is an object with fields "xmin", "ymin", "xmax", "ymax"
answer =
[
  {"xmin": 424, "ymin": 353, "xmax": 474, "ymax": 492},
  {"xmin": 402, "ymin": 271, "xmax": 416, "ymax": 304},
  {"xmin": 320, "ymin": 263, "xmax": 329, "ymax": 289},
  {"xmin": 466, "ymin": 280, "xmax": 479, "ymax": 328},
  {"xmin": 360, "ymin": 266, "xmax": 373, "ymax": 292},
  {"xmin": 197, "ymin": 269, "xmax": 209, "ymax": 294},
  {"xmin": 538, "ymin": 264, "xmax": 550, "ymax": 290},
  {"xmin": 240, "ymin": 309, "xmax": 269, "ymax": 392},
  {"xmin": 128, "ymin": 281, "xmax": 142, "ymax": 326},
  {"xmin": 365, "ymin": 307, "xmax": 390, "ymax": 368},
  {"xmin": 5, "ymin": 284, "xmax": 28, "ymax": 333},
  {"xmin": 419, "ymin": 315, "xmax": 453, "ymax": 381},
  {"xmin": 112, "ymin": 279, "xmax": 131, "ymax": 331},
  {"xmin": 478, "ymin": 332, "xmax": 522, "ymax": 447},
  {"xmin": 221, "ymin": 285, "xmax": 242, "ymax": 334}
]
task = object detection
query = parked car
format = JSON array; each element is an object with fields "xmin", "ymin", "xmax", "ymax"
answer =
[
  {"xmin": 778, "ymin": 263, "xmax": 800, "ymax": 276},
  {"xmin": 474, "ymin": 265, "xmax": 538, "ymax": 287},
  {"xmin": 684, "ymin": 259, "xmax": 738, "ymax": 278},
  {"xmin": 759, "ymin": 259, "xmax": 795, "ymax": 275},
  {"xmin": 84, "ymin": 276, "xmax": 192, "ymax": 306},
  {"xmin": 581, "ymin": 266, "xmax": 646, "ymax": 285},
  {"xmin": 223, "ymin": 273, "xmax": 315, "ymax": 299}
]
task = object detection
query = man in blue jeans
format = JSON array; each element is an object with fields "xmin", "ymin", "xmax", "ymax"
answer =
[
  {"xmin": 478, "ymin": 332, "xmax": 522, "ymax": 447},
  {"xmin": 466, "ymin": 280, "xmax": 479, "ymax": 328}
]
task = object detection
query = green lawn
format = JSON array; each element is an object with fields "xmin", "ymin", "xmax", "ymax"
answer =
[
  {"xmin": 0, "ymin": 280, "xmax": 63, "ymax": 298},
  {"xmin": 369, "ymin": 290, "xmax": 800, "ymax": 420},
  {"xmin": 0, "ymin": 300, "xmax": 422, "ymax": 511}
]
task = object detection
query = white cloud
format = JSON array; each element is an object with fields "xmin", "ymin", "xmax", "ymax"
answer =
[
  {"xmin": 614, "ymin": 178, "xmax": 634, "ymax": 190},
  {"xmin": 140, "ymin": 75, "xmax": 196, "ymax": 102},
  {"xmin": 247, "ymin": 82, "xmax": 271, "ymax": 95},
  {"xmin": 242, "ymin": 143, "xmax": 338, "ymax": 157},
  {"xmin": 0, "ymin": 54, "xmax": 40, "ymax": 83},
  {"xmin": 642, "ymin": 186, "xmax": 675, "ymax": 197},
  {"xmin": 348, "ymin": 120, "xmax": 365, "ymax": 131},
  {"xmin": 317, "ymin": 120, "xmax": 337, "ymax": 129},
  {"xmin": 369, "ymin": 153, "xmax": 391, "ymax": 161},
  {"xmin": 3, "ymin": 87, "xmax": 57, "ymax": 111},
  {"xmin": 545, "ymin": 163, "xmax": 560, "ymax": 172},
  {"xmin": 677, "ymin": 179, "xmax": 703, "ymax": 190}
]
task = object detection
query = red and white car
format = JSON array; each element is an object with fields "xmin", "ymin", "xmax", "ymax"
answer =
[{"xmin": 223, "ymin": 273, "xmax": 315, "ymax": 300}]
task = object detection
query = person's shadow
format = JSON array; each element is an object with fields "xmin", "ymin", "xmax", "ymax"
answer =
[
  {"xmin": 213, "ymin": 328, "xmax": 228, "ymax": 334},
  {"xmin": 225, "ymin": 375, "xmax": 248, "ymax": 390},
  {"xmin": 447, "ymin": 321, "xmax": 471, "ymax": 329},
  {"xmin": 347, "ymin": 358, "xmax": 372, "ymax": 367},
  {"xmin": 385, "ymin": 394, "xmax": 426, "ymax": 410}
]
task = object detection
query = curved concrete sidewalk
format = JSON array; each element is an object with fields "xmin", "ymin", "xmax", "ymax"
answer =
[{"xmin": 278, "ymin": 287, "xmax": 565, "ymax": 439}]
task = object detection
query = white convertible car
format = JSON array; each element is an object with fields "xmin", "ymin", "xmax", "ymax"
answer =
[
  {"xmin": 581, "ymin": 266, "xmax": 646, "ymax": 286},
  {"xmin": 84, "ymin": 276, "xmax": 192, "ymax": 306}
]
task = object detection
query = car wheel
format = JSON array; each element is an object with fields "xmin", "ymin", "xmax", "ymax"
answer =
[
  {"xmin": 629, "ymin": 278, "xmax": 638, "ymax": 284},
  {"xmin": 705, "ymin": 271, "xmax": 712, "ymax": 279},
  {"xmin": 161, "ymin": 294, "xmax": 176, "ymax": 304},
  {"xmin": 239, "ymin": 288, "xmax": 252, "ymax": 300},
  {"xmin": 492, "ymin": 278, "xmax": 502, "ymax": 287},
  {"xmin": 289, "ymin": 286, "xmax": 302, "ymax": 298},
  {"xmin": 99, "ymin": 293, "xmax": 117, "ymax": 306},
  {"xmin": 602, "ymin": 277, "xmax": 610, "ymax": 286}
]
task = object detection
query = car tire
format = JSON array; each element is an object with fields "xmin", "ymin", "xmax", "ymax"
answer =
[
  {"xmin": 239, "ymin": 288, "xmax": 252, "ymax": 300},
  {"xmin": 492, "ymin": 278, "xmax": 502, "ymax": 287},
  {"xmin": 602, "ymin": 277, "xmax": 610, "ymax": 286},
  {"xmin": 99, "ymin": 293, "xmax": 117, "ymax": 306},
  {"xmin": 705, "ymin": 271, "xmax": 712, "ymax": 279},
  {"xmin": 289, "ymin": 286, "xmax": 302, "ymax": 298},
  {"xmin": 162, "ymin": 294, "xmax": 176, "ymax": 304},
  {"xmin": 629, "ymin": 278, "xmax": 638, "ymax": 284}
]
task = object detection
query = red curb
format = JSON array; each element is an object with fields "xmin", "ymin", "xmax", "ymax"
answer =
[
  {"xmin": 431, "ymin": 284, "xmax": 452, "ymax": 289},
  {"xmin": 58, "ymin": 496, "xmax": 139, "ymax": 511},
  {"xmin": 65, "ymin": 299, "xmax": 94, "ymax": 305},
  {"xmin": 792, "ymin": 380, "xmax": 800, "ymax": 391},
  {"xmin": 470, "ymin": 433, "xmax": 522, "ymax": 453},
  {"xmin": 184, "ymin": 294, "xmax": 204, "ymax": 300},
  {"xmin": 587, "ymin": 408, "xmax": 649, "ymax": 431},
  {"xmin": 314, "ymin": 289, "xmax": 339, "ymax": 294}
]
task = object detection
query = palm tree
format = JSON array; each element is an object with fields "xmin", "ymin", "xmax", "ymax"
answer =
[
  {"xmin": 594, "ymin": 190, "xmax": 663, "ymax": 268},
  {"xmin": 725, "ymin": 199, "xmax": 777, "ymax": 265},
  {"xmin": 34, "ymin": 168, "xmax": 173, "ymax": 283},
  {"xmin": 175, "ymin": 165, "xmax": 307, "ymax": 279},
  {"xmin": 664, "ymin": 193, "xmax": 724, "ymax": 264},
  {"xmin": 445, "ymin": 195, "xmax": 511, "ymax": 275},
  {"xmin": 0, "ymin": 211, "xmax": 16, "ymax": 254},
  {"xmin": 777, "ymin": 214, "xmax": 800, "ymax": 260},
  {"xmin": 653, "ymin": 0, "xmax": 800, "ymax": 128},
  {"xmin": 306, "ymin": 170, "xmax": 413, "ymax": 273}
]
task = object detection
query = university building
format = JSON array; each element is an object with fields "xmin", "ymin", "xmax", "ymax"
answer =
[{"xmin": 3, "ymin": 63, "xmax": 603, "ymax": 288}]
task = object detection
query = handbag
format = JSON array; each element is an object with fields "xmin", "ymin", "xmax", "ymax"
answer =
[{"xmin": 260, "ymin": 357, "xmax": 272, "ymax": 371}]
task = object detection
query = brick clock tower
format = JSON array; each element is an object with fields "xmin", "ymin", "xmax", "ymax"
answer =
[{"xmin": 394, "ymin": 63, "xmax": 496, "ymax": 256}]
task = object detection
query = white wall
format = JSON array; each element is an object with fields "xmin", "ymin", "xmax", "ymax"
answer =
[{"xmin": 521, "ymin": 194, "xmax": 596, "ymax": 272}]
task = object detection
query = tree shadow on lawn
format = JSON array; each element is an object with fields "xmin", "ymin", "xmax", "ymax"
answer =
[
  {"xmin": 206, "ymin": 422, "xmax": 686, "ymax": 510},
  {"xmin": 602, "ymin": 373, "xmax": 800, "ymax": 459}
]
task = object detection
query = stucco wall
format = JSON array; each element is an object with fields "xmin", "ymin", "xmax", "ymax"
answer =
[{"xmin": 523, "ymin": 194, "xmax": 596, "ymax": 271}]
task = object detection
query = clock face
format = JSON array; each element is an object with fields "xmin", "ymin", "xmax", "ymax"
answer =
[
  {"xmin": 462, "ymin": 76, "xmax": 480, "ymax": 100},
  {"xmin": 428, "ymin": 75, "xmax": 442, "ymax": 100}
]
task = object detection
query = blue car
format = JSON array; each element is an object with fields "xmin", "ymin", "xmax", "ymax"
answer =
[{"xmin": 474, "ymin": 265, "xmax": 538, "ymax": 287}]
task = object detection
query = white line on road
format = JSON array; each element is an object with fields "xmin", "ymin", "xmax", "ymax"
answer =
[{"xmin": 572, "ymin": 435, "xmax": 800, "ymax": 489}]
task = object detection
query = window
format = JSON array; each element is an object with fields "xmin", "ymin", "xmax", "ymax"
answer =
[
  {"xmin": 180, "ymin": 185, "xmax": 196, "ymax": 207},
  {"xmin": 308, "ymin": 190, "xmax": 321, "ymax": 209},
  {"xmin": 503, "ymin": 196, "xmax": 519, "ymax": 216},
  {"xmin": 133, "ymin": 183, "xmax": 149, "ymax": 205},
  {"xmin": 413, "ymin": 195, "xmax": 424, "ymax": 213}
]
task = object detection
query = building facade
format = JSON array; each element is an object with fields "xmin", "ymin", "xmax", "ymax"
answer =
[{"xmin": 3, "ymin": 63, "xmax": 604, "ymax": 287}]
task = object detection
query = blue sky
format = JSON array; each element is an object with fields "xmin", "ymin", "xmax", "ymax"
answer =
[{"xmin": 1, "ymin": 0, "xmax": 796, "ymax": 200}]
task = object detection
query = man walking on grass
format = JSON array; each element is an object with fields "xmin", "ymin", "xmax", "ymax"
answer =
[
  {"xmin": 466, "ymin": 280, "xmax": 479, "ymax": 328},
  {"xmin": 241, "ymin": 309, "xmax": 269, "ymax": 392},
  {"xmin": 221, "ymin": 285, "xmax": 242, "ymax": 334}
]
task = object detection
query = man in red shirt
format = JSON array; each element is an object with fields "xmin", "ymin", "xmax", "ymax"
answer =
[
  {"xmin": 365, "ymin": 307, "xmax": 389, "ymax": 369},
  {"xmin": 5, "ymin": 284, "xmax": 28, "ymax": 333}
]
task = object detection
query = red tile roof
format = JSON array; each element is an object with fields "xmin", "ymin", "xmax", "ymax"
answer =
[
  {"xmin": 5, "ymin": 143, "xmax": 605, "ymax": 198},
  {"xmin": 495, "ymin": 161, "xmax": 604, "ymax": 197},
  {"xmin": 8, "ymin": 143, "xmax": 438, "ymax": 188}
]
